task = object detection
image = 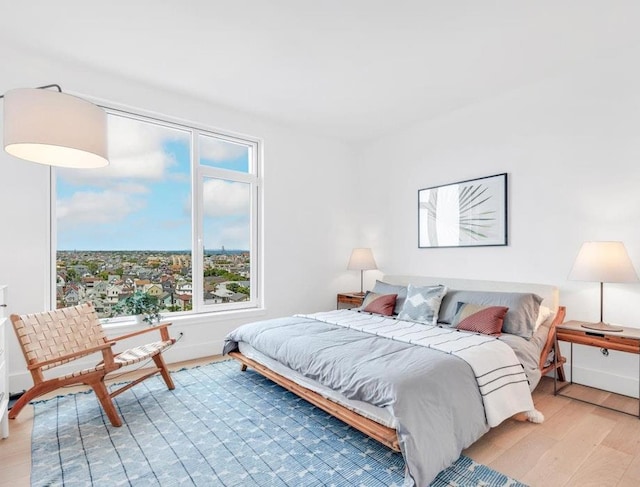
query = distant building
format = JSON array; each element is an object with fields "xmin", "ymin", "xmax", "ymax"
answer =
[
  {"xmin": 134, "ymin": 279, "xmax": 151, "ymax": 290},
  {"xmin": 93, "ymin": 281, "xmax": 108, "ymax": 295},
  {"xmin": 107, "ymin": 284, "xmax": 124, "ymax": 304},
  {"xmin": 64, "ymin": 286, "xmax": 81, "ymax": 306},
  {"xmin": 174, "ymin": 293, "xmax": 192, "ymax": 311},
  {"xmin": 176, "ymin": 282, "xmax": 192, "ymax": 295},
  {"xmin": 143, "ymin": 283, "xmax": 163, "ymax": 298}
]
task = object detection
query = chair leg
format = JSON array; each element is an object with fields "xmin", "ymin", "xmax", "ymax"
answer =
[
  {"xmin": 152, "ymin": 354, "xmax": 175, "ymax": 390},
  {"xmin": 556, "ymin": 362, "xmax": 566, "ymax": 382},
  {"xmin": 8, "ymin": 394, "xmax": 30, "ymax": 420},
  {"xmin": 89, "ymin": 379, "xmax": 122, "ymax": 427},
  {"xmin": 8, "ymin": 382, "xmax": 59, "ymax": 419}
]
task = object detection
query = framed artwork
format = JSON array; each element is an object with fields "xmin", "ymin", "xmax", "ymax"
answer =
[{"xmin": 418, "ymin": 173, "xmax": 508, "ymax": 248}]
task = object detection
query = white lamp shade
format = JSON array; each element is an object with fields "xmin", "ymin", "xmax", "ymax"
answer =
[
  {"xmin": 3, "ymin": 88, "xmax": 108, "ymax": 168},
  {"xmin": 569, "ymin": 241, "xmax": 639, "ymax": 283},
  {"xmin": 347, "ymin": 248, "xmax": 377, "ymax": 271}
]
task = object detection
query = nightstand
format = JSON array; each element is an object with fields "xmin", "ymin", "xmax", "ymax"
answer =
[
  {"xmin": 554, "ymin": 320, "xmax": 640, "ymax": 418},
  {"xmin": 336, "ymin": 292, "xmax": 365, "ymax": 309}
]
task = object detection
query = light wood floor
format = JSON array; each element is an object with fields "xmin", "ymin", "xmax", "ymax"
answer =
[{"xmin": 1, "ymin": 357, "xmax": 639, "ymax": 487}]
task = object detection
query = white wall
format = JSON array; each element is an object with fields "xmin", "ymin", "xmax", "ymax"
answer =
[
  {"xmin": 359, "ymin": 44, "xmax": 640, "ymax": 396},
  {"xmin": 0, "ymin": 45, "xmax": 361, "ymax": 391}
]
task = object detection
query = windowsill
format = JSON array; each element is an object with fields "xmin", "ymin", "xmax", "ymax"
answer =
[{"xmin": 101, "ymin": 306, "xmax": 267, "ymax": 331}]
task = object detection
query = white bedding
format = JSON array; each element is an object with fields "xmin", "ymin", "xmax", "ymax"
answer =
[{"xmin": 298, "ymin": 309, "xmax": 535, "ymax": 427}]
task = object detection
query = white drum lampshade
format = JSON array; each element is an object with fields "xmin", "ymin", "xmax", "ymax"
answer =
[{"xmin": 3, "ymin": 88, "xmax": 108, "ymax": 168}]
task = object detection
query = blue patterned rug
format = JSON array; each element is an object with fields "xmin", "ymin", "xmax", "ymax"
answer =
[{"xmin": 31, "ymin": 359, "xmax": 527, "ymax": 486}]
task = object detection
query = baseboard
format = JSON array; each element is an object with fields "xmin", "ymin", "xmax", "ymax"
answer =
[
  {"xmin": 565, "ymin": 364, "xmax": 639, "ymax": 398},
  {"xmin": 162, "ymin": 337, "xmax": 226, "ymax": 365}
]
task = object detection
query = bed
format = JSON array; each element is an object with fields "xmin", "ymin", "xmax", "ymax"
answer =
[{"xmin": 223, "ymin": 275, "xmax": 566, "ymax": 486}]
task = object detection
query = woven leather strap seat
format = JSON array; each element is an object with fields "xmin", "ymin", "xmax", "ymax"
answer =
[{"xmin": 60, "ymin": 340, "xmax": 174, "ymax": 380}]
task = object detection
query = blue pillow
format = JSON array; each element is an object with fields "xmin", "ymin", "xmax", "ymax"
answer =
[
  {"xmin": 372, "ymin": 280, "xmax": 407, "ymax": 315},
  {"xmin": 438, "ymin": 290, "xmax": 542, "ymax": 339}
]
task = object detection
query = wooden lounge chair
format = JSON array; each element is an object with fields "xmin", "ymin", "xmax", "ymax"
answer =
[{"xmin": 9, "ymin": 302, "xmax": 175, "ymax": 427}]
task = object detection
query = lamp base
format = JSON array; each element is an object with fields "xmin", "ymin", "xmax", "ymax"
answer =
[{"xmin": 581, "ymin": 321, "xmax": 624, "ymax": 332}]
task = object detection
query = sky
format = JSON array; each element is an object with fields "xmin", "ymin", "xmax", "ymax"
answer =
[{"xmin": 56, "ymin": 113, "xmax": 252, "ymax": 251}]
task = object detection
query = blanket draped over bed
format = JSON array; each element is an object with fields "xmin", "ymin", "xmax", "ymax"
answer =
[{"xmin": 223, "ymin": 309, "xmax": 535, "ymax": 487}]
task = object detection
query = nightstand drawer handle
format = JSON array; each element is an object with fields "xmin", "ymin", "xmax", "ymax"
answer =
[{"xmin": 586, "ymin": 331, "xmax": 605, "ymax": 338}]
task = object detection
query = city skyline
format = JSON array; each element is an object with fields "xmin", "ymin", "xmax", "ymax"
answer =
[{"xmin": 56, "ymin": 248, "xmax": 251, "ymax": 316}]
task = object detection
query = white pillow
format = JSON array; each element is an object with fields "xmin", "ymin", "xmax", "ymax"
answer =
[{"xmin": 534, "ymin": 306, "xmax": 554, "ymax": 332}]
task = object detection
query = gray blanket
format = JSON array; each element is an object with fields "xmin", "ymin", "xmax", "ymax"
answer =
[{"xmin": 224, "ymin": 316, "xmax": 489, "ymax": 486}]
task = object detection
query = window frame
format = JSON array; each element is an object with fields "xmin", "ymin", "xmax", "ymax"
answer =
[
  {"xmin": 194, "ymin": 129, "xmax": 261, "ymax": 313},
  {"xmin": 49, "ymin": 102, "xmax": 263, "ymax": 322}
]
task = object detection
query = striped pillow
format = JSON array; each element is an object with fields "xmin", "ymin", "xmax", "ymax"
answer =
[
  {"xmin": 361, "ymin": 292, "xmax": 398, "ymax": 316},
  {"xmin": 453, "ymin": 302, "xmax": 509, "ymax": 336}
]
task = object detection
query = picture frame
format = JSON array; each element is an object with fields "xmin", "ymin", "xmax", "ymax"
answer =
[{"xmin": 418, "ymin": 173, "xmax": 508, "ymax": 248}]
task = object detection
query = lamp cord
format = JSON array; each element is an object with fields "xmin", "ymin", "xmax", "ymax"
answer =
[{"xmin": 0, "ymin": 84, "xmax": 62, "ymax": 99}]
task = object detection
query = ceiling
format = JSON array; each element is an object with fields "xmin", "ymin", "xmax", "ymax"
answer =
[{"xmin": 2, "ymin": 1, "xmax": 640, "ymax": 141}]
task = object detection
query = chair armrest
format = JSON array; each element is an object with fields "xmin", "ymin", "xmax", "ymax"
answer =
[
  {"xmin": 110, "ymin": 322, "xmax": 173, "ymax": 343},
  {"xmin": 28, "ymin": 341, "xmax": 117, "ymax": 370}
]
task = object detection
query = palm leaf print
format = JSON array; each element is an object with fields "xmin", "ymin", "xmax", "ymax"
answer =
[{"xmin": 458, "ymin": 183, "xmax": 495, "ymax": 240}]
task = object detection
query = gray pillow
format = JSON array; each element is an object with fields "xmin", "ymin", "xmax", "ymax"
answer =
[
  {"xmin": 397, "ymin": 284, "xmax": 448, "ymax": 326},
  {"xmin": 372, "ymin": 280, "xmax": 407, "ymax": 315},
  {"xmin": 439, "ymin": 290, "xmax": 542, "ymax": 339}
]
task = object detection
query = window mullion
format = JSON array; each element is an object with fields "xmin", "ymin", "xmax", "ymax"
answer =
[{"xmin": 192, "ymin": 129, "xmax": 204, "ymax": 314}]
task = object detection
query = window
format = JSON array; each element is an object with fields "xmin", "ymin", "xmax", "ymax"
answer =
[{"xmin": 54, "ymin": 109, "xmax": 261, "ymax": 320}]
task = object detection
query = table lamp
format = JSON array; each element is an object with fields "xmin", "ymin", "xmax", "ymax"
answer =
[
  {"xmin": 568, "ymin": 241, "xmax": 638, "ymax": 332},
  {"xmin": 347, "ymin": 248, "xmax": 377, "ymax": 295}
]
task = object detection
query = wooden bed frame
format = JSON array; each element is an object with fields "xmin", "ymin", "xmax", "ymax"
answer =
[{"xmin": 229, "ymin": 305, "xmax": 566, "ymax": 452}]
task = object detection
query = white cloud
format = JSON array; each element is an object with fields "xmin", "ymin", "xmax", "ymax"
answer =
[
  {"xmin": 103, "ymin": 149, "xmax": 171, "ymax": 180},
  {"xmin": 202, "ymin": 179, "xmax": 249, "ymax": 217},
  {"xmin": 57, "ymin": 113, "xmax": 188, "ymax": 186},
  {"xmin": 111, "ymin": 182, "xmax": 151, "ymax": 194},
  {"xmin": 200, "ymin": 135, "xmax": 247, "ymax": 162},
  {"xmin": 205, "ymin": 220, "xmax": 250, "ymax": 250},
  {"xmin": 57, "ymin": 189, "xmax": 146, "ymax": 229},
  {"xmin": 221, "ymin": 222, "xmax": 249, "ymax": 240}
]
